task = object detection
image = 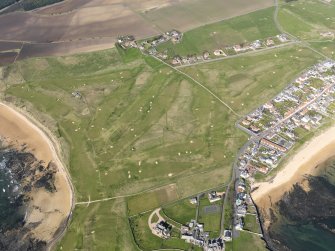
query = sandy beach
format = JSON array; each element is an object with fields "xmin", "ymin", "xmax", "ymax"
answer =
[
  {"xmin": 252, "ymin": 124, "xmax": 335, "ymax": 210},
  {"xmin": 0, "ymin": 102, "xmax": 73, "ymax": 245}
]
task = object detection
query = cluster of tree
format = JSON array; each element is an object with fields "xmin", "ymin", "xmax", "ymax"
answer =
[
  {"xmin": 0, "ymin": 0, "xmax": 18, "ymax": 10},
  {"xmin": 0, "ymin": 0, "xmax": 64, "ymax": 11},
  {"xmin": 20, "ymin": 0, "xmax": 63, "ymax": 11}
]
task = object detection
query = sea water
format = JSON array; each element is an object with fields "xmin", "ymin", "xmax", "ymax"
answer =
[
  {"xmin": 268, "ymin": 157, "xmax": 335, "ymax": 251},
  {"xmin": 0, "ymin": 152, "xmax": 25, "ymax": 232}
]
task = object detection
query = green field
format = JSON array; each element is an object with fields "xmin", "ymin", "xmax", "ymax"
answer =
[
  {"xmin": 243, "ymin": 215, "xmax": 261, "ymax": 234},
  {"xmin": 309, "ymin": 41, "xmax": 335, "ymax": 59},
  {"xmin": 3, "ymin": 42, "xmax": 325, "ymax": 250},
  {"xmin": 2, "ymin": 43, "xmax": 324, "ymax": 250},
  {"xmin": 162, "ymin": 198, "xmax": 197, "ymax": 225},
  {"xmin": 182, "ymin": 45, "xmax": 322, "ymax": 115},
  {"xmin": 0, "ymin": 1, "xmax": 331, "ymax": 248},
  {"xmin": 156, "ymin": 7, "xmax": 280, "ymax": 57},
  {"xmin": 129, "ymin": 211, "xmax": 192, "ymax": 250},
  {"xmin": 278, "ymin": 0, "xmax": 335, "ymax": 40},
  {"xmin": 3, "ymin": 46, "xmax": 244, "ymax": 250},
  {"xmin": 197, "ymin": 195, "xmax": 222, "ymax": 237},
  {"xmin": 233, "ymin": 231, "xmax": 267, "ymax": 251},
  {"xmin": 57, "ymin": 199, "xmax": 137, "ymax": 251}
]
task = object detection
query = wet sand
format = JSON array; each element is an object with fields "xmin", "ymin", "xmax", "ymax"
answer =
[
  {"xmin": 0, "ymin": 103, "xmax": 73, "ymax": 244},
  {"xmin": 252, "ymin": 125, "xmax": 335, "ymax": 216}
]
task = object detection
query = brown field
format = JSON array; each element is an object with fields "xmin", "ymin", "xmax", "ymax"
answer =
[
  {"xmin": 18, "ymin": 38, "xmax": 116, "ymax": 59},
  {"xmin": 0, "ymin": 0, "xmax": 273, "ymax": 61},
  {"xmin": 0, "ymin": 52, "xmax": 17, "ymax": 66},
  {"xmin": 0, "ymin": 41, "xmax": 22, "ymax": 51},
  {"xmin": 0, "ymin": 6, "xmax": 158, "ymax": 42},
  {"xmin": 140, "ymin": 0, "xmax": 274, "ymax": 32}
]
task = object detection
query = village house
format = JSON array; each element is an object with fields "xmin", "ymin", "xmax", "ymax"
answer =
[
  {"xmin": 172, "ymin": 56, "xmax": 182, "ymax": 65},
  {"xmin": 241, "ymin": 119, "xmax": 251, "ymax": 126},
  {"xmin": 208, "ymin": 191, "xmax": 223, "ymax": 203},
  {"xmin": 189, "ymin": 197, "xmax": 198, "ymax": 204},
  {"xmin": 255, "ymin": 165, "xmax": 269, "ymax": 174},
  {"xmin": 266, "ymin": 38, "xmax": 275, "ymax": 46},
  {"xmin": 204, "ymin": 238, "xmax": 225, "ymax": 251},
  {"xmin": 235, "ymin": 218, "xmax": 244, "ymax": 230},
  {"xmin": 72, "ymin": 91, "xmax": 82, "ymax": 99},
  {"xmin": 260, "ymin": 138, "xmax": 287, "ymax": 152},
  {"xmin": 236, "ymin": 205, "xmax": 247, "ymax": 217},
  {"xmin": 213, "ymin": 49, "xmax": 226, "ymax": 56},
  {"xmin": 320, "ymin": 31, "xmax": 334, "ymax": 38},
  {"xmin": 117, "ymin": 35, "xmax": 137, "ymax": 49},
  {"xmin": 154, "ymin": 221, "xmax": 172, "ymax": 238},
  {"xmin": 277, "ymin": 34, "xmax": 289, "ymax": 43},
  {"xmin": 233, "ymin": 44, "xmax": 250, "ymax": 53},
  {"xmin": 181, "ymin": 220, "xmax": 208, "ymax": 247},
  {"xmin": 203, "ymin": 51, "xmax": 210, "ymax": 60},
  {"xmin": 240, "ymin": 170, "xmax": 249, "ymax": 179},
  {"xmin": 250, "ymin": 40, "xmax": 262, "ymax": 50},
  {"xmin": 167, "ymin": 30, "xmax": 183, "ymax": 43},
  {"xmin": 223, "ymin": 230, "xmax": 232, "ymax": 242}
]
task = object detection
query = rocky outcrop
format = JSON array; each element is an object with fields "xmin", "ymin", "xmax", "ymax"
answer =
[{"xmin": 0, "ymin": 148, "xmax": 56, "ymax": 251}]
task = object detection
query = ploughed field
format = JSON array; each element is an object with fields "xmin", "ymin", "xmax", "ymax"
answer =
[{"xmin": 0, "ymin": 0, "xmax": 273, "ymax": 61}]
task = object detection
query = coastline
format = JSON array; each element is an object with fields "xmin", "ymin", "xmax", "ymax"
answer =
[
  {"xmin": 251, "ymin": 124, "xmax": 335, "ymax": 213},
  {"xmin": 0, "ymin": 102, "xmax": 74, "ymax": 249}
]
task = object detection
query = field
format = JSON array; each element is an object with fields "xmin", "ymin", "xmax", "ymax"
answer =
[
  {"xmin": 162, "ymin": 198, "xmax": 197, "ymax": 225},
  {"xmin": 197, "ymin": 195, "xmax": 222, "ymax": 238},
  {"xmin": 243, "ymin": 215, "xmax": 261, "ymax": 234},
  {"xmin": 156, "ymin": 7, "xmax": 280, "ymax": 57},
  {"xmin": 2, "ymin": 41, "xmax": 325, "ymax": 250},
  {"xmin": 140, "ymin": 0, "xmax": 273, "ymax": 32},
  {"xmin": 182, "ymin": 45, "xmax": 323, "ymax": 115},
  {"xmin": 0, "ymin": 52, "xmax": 17, "ymax": 66},
  {"xmin": 0, "ymin": 0, "xmax": 273, "ymax": 61},
  {"xmin": 18, "ymin": 38, "xmax": 117, "ymax": 59},
  {"xmin": 232, "ymin": 231, "xmax": 267, "ymax": 251},
  {"xmin": 57, "ymin": 199, "xmax": 137, "ymax": 251},
  {"xmin": 278, "ymin": 0, "xmax": 335, "ymax": 40},
  {"xmin": 309, "ymin": 41, "xmax": 335, "ymax": 59},
  {"xmin": 1, "ymin": 45, "xmax": 246, "ymax": 249},
  {"xmin": 129, "ymin": 211, "xmax": 193, "ymax": 251},
  {"xmin": 0, "ymin": 1, "xmax": 331, "ymax": 249}
]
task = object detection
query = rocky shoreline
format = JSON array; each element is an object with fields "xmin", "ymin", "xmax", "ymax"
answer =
[
  {"xmin": 0, "ymin": 145, "xmax": 58, "ymax": 250},
  {"xmin": 0, "ymin": 103, "xmax": 73, "ymax": 251},
  {"xmin": 258, "ymin": 168, "xmax": 335, "ymax": 251}
]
